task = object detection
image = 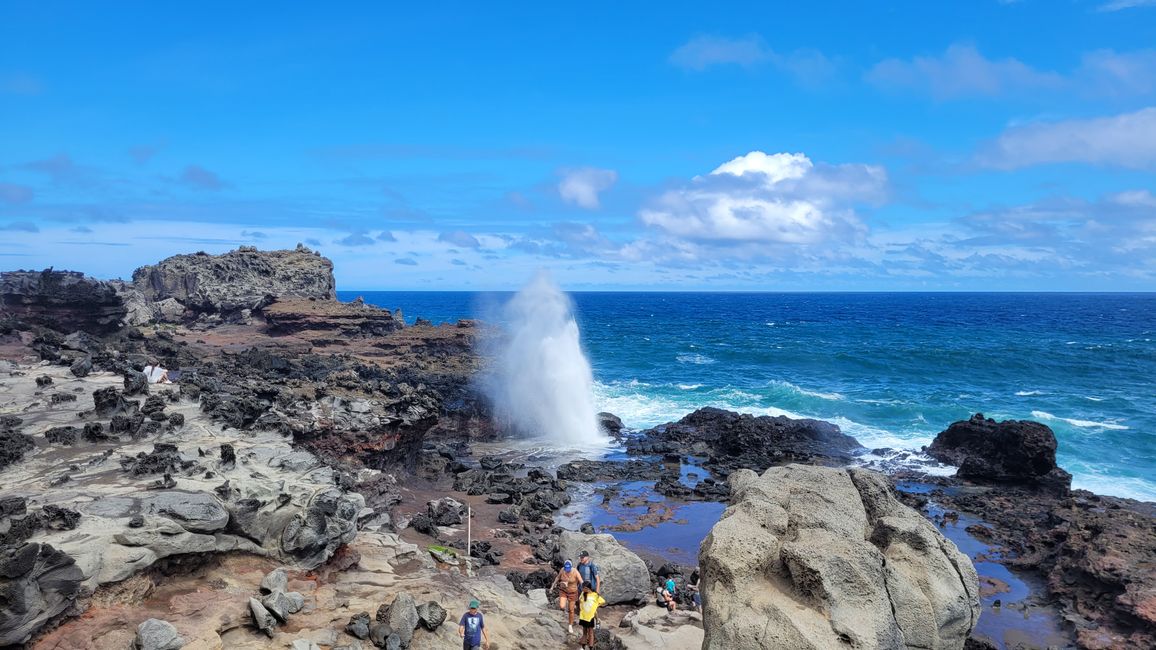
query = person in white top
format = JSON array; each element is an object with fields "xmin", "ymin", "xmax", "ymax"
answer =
[{"xmin": 142, "ymin": 361, "xmax": 171, "ymax": 384}]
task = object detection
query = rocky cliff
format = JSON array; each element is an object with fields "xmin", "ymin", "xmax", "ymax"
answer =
[
  {"xmin": 131, "ymin": 244, "xmax": 337, "ymax": 320},
  {"xmin": 0, "ymin": 269, "xmax": 128, "ymax": 334},
  {"xmin": 700, "ymin": 464, "xmax": 980, "ymax": 650}
]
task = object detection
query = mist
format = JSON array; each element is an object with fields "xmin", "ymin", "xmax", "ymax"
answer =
[{"xmin": 483, "ymin": 272, "xmax": 604, "ymax": 446}]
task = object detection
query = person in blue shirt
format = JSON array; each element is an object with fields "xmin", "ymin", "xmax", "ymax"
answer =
[
  {"xmin": 577, "ymin": 551, "xmax": 601, "ymax": 593},
  {"xmin": 458, "ymin": 599, "xmax": 489, "ymax": 650}
]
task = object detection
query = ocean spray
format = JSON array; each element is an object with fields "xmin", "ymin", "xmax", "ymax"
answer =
[{"xmin": 483, "ymin": 272, "xmax": 604, "ymax": 446}]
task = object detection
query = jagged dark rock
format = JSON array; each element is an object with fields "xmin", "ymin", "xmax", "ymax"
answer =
[
  {"xmin": 44, "ymin": 426, "xmax": 79, "ymax": 446},
  {"xmin": 69, "ymin": 355, "xmax": 93, "ymax": 378},
  {"xmin": 631, "ymin": 407, "xmax": 864, "ymax": 479},
  {"xmin": 93, "ymin": 386, "xmax": 139, "ymax": 417},
  {"xmin": 927, "ymin": 413, "xmax": 1072, "ymax": 492},
  {"xmin": 0, "ymin": 269, "xmax": 129, "ymax": 334},
  {"xmin": 0, "ymin": 543, "xmax": 85, "ymax": 647}
]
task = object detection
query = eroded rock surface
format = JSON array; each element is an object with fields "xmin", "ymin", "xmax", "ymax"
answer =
[{"xmin": 700, "ymin": 464, "xmax": 979, "ymax": 650}]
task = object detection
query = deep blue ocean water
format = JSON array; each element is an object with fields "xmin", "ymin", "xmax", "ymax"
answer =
[{"xmin": 340, "ymin": 291, "xmax": 1156, "ymax": 502}]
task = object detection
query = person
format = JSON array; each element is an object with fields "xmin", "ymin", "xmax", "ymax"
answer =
[
  {"xmin": 656, "ymin": 583, "xmax": 676, "ymax": 612},
  {"xmin": 142, "ymin": 361, "xmax": 170, "ymax": 384},
  {"xmin": 577, "ymin": 581, "xmax": 606, "ymax": 650},
  {"xmin": 577, "ymin": 551, "xmax": 601, "ymax": 593},
  {"xmin": 458, "ymin": 599, "xmax": 488, "ymax": 650},
  {"xmin": 550, "ymin": 559, "xmax": 583, "ymax": 634},
  {"xmin": 664, "ymin": 576, "xmax": 677, "ymax": 599},
  {"xmin": 686, "ymin": 566, "xmax": 702, "ymax": 611}
]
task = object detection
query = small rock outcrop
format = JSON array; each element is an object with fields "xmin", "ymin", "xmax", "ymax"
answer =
[
  {"xmin": 927, "ymin": 413, "xmax": 1072, "ymax": 492},
  {"xmin": 134, "ymin": 618, "xmax": 185, "ymax": 650},
  {"xmin": 556, "ymin": 530, "xmax": 650, "ymax": 605},
  {"xmin": 631, "ymin": 407, "xmax": 864, "ymax": 477},
  {"xmin": 700, "ymin": 464, "xmax": 979, "ymax": 650},
  {"xmin": 131, "ymin": 245, "xmax": 336, "ymax": 318}
]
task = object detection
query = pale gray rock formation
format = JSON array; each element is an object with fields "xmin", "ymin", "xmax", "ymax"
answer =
[
  {"xmin": 699, "ymin": 464, "xmax": 980, "ymax": 650},
  {"xmin": 134, "ymin": 618, "xmax": 185, "ymax": 650},
  {"xmin": 382, "ymin": 591, "xmax": 419, "ymax": 648},
  {"xmin": 131, "ymin": 245, "xmax": 336, "ymax": 317},
  {"xmin": 0, "ymin": 366, "xmax": 367, "ymax": 643},
  {"xmin": 557, "ymin": 530, "xmax": 650, "ymax": 605}
]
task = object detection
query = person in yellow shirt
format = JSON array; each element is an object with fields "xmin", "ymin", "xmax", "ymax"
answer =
[{"xmin": 577, "ymin": 580, "xmax": 607, "ymax": 650}]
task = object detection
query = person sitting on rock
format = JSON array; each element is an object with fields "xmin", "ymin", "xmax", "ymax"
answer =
[
  {"xmin": 656, "ymin": 583, "xmax": 676, "ymax": 612},
  {"xmin": 551, "ymin": 559, "xmax": 583, "ymax": 634},
  {"xmin": 143, "ymin": 361, "xmax": 171, "ymax": 384},
  {"xmin": 458, "ymin": 599, "xmax": 488, "ymax": 650},
  {"xmin": 577, "ymin": 580, "xmax": 607, "ymax": 650}
]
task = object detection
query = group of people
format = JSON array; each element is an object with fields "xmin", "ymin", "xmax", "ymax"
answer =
[
  {"xmin": 551, "ymin": 551, "xmax": 604, "ymax": 649},
  {"xmin": 457, "ymin": 554, "xmax": 703, "ymax": 650}
]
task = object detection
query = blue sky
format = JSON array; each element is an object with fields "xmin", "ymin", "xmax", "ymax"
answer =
[{"xmin": 2, "ymin": 1, "xmax": 1155, "ymax": 290}]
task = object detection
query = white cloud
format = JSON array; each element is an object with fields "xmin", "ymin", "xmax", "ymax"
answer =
[
  {"xmin": 866, "ymin": 43, "xmax": 1063, "ymax": 99},
  {"xmin": 978, "ymin": 107, "xmax": 1156, "ymax": 169},
  {"xmin": 557, "ymin": 167, "xmax": 618, "ymax": 209},
  {"xmin": 639, "ymin": 151, "xmax": 886, "ymax": 245}
]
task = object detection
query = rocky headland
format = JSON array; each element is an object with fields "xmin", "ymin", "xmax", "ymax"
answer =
[{"xmin": 1, "ymin": 246, "xmax": 1152, "ymax": 650}]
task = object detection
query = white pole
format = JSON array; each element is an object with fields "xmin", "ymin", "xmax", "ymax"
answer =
[{"xmin": 466, "ymin": 502, "xmax": 472, "ymax": 576}]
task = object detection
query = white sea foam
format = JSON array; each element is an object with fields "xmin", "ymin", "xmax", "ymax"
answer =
[
  {"xmin": 767, "ymin": 380, "xmax": 844, "ymax": 401},
  {"xmin": 1083, "ymin": 396, "xmax": 1104, "ymax": 402},
  {"xmin": 677, "ymin": 383, "xmax": 703, "ymax": 390},
  {"xmin": 676, "ymin": 353, "xmax": 716, "ymax": 365},
  {"xmin": 1030, "ymin": 410, "xmax": 1129, "ymax": 431},
  {"xmin": 1069, "ymin": 472, "xmax": 1156, "ymax": 502},
  {"xmin": 1015, "ymin": 390, "xmax": 1043, "ymax": 396}
]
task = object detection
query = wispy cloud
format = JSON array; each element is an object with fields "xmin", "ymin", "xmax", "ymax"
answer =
[
  {"xmin": 335, "ymin": 232, "xmax": 375, "ymax": 246},
  {"xmin": 557, "ymin": 167, "xmax": 618, "ymax": 209},
  {"xmin": 978, "ymin": 107, "xmax": 1156, "ymax": 169},
  {"xmin": 1, "ymin": 221, "xmax": 40, "ymax": 232},
  {"xmin": 0, "ymin": 183, "xmax": 34, "ymax": 204},
  {"xmin": 1098, "ymin": 0, "xmax": 1156, "ymax": 11},
  {"xmin": 670, "ymin": 35, "xmax": 772, "ymax": 70},
  {"xmin": 867, "ymin": 44, "xmax": 1062, "ymax": 99},
  {"xmin": 669, "ymin": 35, "xmax": 836, "ymax": 84},
  {"xmin": 179, "ymin": 164, "xmax": 228, "ymax": 190},
  {"xmin": 437, "ymin": 230, "xmax": 481, "ymax": 248},
  {"xmin": 394, "ymin": 257, "xmax": 418, "ymax": 266}
]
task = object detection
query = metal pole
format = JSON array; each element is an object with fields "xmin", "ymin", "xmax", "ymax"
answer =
[{"xmin": 466, "ymin": 502, "xmax": 472, "ymax": 576}]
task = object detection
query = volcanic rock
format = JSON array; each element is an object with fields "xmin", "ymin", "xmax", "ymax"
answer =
[
  {"xmin": 0, "ymin": 543, "xmax": 85, "ymax": 647},
  {"xmin": 632, "ymin": 407, "xmax": 864, "ymax": 477},
  {"xmin": 131, "ymin": 245, "xmax": 336, "ymax": 318},
  {"xmin": 927, "ymin": 413, "xmax": 1072, "ymax": 492},
  {"xmin": 0, "ymin": 269, "xmax": 129, "ymax": 334}
]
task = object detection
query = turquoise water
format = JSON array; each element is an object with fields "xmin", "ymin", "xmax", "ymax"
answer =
[{"xmin": 342, "ymin": 291, "xmax": 1156, "ymax": 502}]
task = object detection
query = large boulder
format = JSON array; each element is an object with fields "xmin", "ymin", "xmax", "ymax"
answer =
[
  {"xmin": 556, "ymin": 530, "xmax": 650, "ymax": 605},
  {"xmin": 0, "ymin": 269, "xmax": 128, "ymax": 333},
  {"xmin": 382, "ymin": 591, "xmax": 419, "ymax": 647},
  {"xmin": 927, "ymin": 413, "xmax": 1071, "ymax": 492},
  {"xmin": 700, "ymin": 465, "xmax": 979, "ymax": 650},
  {"xmin": 131, "ymin": 245, "xmax": 336, "ymax": 318}
]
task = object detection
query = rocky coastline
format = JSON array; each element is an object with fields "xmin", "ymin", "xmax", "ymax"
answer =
[{"xmin": 1, "ymin": 246, "xmax": 1152, "ymax": 650}]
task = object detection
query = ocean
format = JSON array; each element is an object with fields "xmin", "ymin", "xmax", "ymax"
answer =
[{"xmin": 340, "ymin": 291, "xmax": 1156, "ymax": 503}]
